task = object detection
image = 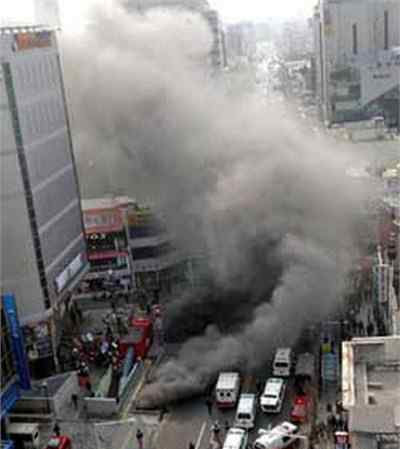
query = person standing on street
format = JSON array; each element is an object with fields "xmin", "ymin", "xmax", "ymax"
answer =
[
  {"xmin": 136, "ymin": 428, "xmax": 144, "ymax": 449},
  {"xmin": 53, "ymin": 422, "xmax": 61, "ymax": 437},
  {"xmin": 71, "ymin": 393, "xmax": 78, "ymax": 410},
  {"xmin": 211, "ymin": 421, "xmax": 222, "ymax": 447},
  {"xmin": 224, "ymin": 420, "xmax": 230, "ymax": 433},
  {"xmin": 367, "ymin": 321, "xmax": 374, "ymax": 336}
]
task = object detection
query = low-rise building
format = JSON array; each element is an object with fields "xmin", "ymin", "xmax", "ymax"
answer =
[
  {"xmin": 342, "ymin": 336, "xmax": 400, "ymax": 449},
  {"xmin": 78, "ymin": 197, "xmax": 185, "ymax": 299}
]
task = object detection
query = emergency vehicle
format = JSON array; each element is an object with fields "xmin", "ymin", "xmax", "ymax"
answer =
[
  {"xmin": 120, "ymin": 317, "xmax": 153, "ymax": 359},
  {"xmin": 215, "ymin": 372, "xmax": 240, "ymax": 408}
]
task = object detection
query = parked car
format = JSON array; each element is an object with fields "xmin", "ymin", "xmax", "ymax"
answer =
[{"xmin": 290, "ymin": 394, "xmax": 311, "ymax": 423}]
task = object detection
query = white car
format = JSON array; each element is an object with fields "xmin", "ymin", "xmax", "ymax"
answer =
[
  {"xmin": 223, "ymin": 427, "xmax": 248, "ymax": 449},
  {"xmin": 260, "ymin": 378, "xmax": 286, "ymax": 413},
  {"xmin": 253, "ymin": 422, "xmax": 299, "ymax": 449}
]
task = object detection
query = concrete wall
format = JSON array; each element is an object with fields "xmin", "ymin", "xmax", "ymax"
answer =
[
  {"xmin": 12, "ymin": 372, "xmax": 79, "ymax": 418},
  {"xmin": 85, "ymin": 397, "xmax": 118, "ymax": 419},
  {"xmin": 52, "ymin": 372, "xmax": 79, "ymax": 418},
  {"xmin": 13, "ymin": 397, "xmax": 52, "ymax": 415},
  {"xmin": 314, "ymin": 0, "xmax": 400, "ymax": 123},
  {"xmin": 325, "ymin": 0, "xmax": 400, "ymax": 66},
  {"xmin": 84, "ymin": 361, "xmax": 144, "ymax": 418}
]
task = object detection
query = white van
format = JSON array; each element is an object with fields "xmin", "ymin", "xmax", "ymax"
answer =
[
  {"xmin": 253, "ymin": 422, "xmax": 299, "ymax": 449},
  {"xmin": 272, "ymin": 348, "xmax": 293, "ymax": 377},
  {"xmin": 260, "ymin": 377, "xmax": 286, "ymax": 413},
  {"xmin": 234, "ymin": 393, "xmax": 257, "ymax": 429},
  {"xmin": 215, "ymin": 372, "xmax": 240, "ymax": 408},
  {"xmin": 223, "ymin": 427, "xmax": 248, "ymax": 449},
  {"xmin": 7, "ymin": 422, "xmax": 40, "ymax": 449}
]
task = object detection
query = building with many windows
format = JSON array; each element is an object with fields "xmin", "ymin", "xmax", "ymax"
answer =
[
  {"xmin": 0, "ymin": 27, "xmax": 89, "ymax": 377},
  {"xmin": 312, "ymin": 0, "xmax": 400, "ymax": 127}
]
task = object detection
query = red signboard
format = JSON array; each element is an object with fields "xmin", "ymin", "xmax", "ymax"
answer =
[
  {"xmin": 15, "ymin": 31, "xmax": 52, "ymax": 51},
  {"xmin": 83, "ymin": 208, "xmax": 124, "ymax": 234},
  {"xmin": 88, "ymin": 250, "xmax": 128, "ymax": 261}
]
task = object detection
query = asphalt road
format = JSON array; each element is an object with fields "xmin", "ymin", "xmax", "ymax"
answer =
[{"xmin": 154, "ymin": 369, "xmax": 298, "ymax": 449}]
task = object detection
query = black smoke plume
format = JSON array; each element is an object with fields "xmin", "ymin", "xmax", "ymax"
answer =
[{"xmin": 61, "ymin": 1, "xmax": 371, "ymax": 407}]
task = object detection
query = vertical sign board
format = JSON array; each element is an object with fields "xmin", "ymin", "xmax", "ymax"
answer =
[{"xmin": 2, "ymin": 293, "xmax": 31, "ymax": 390}]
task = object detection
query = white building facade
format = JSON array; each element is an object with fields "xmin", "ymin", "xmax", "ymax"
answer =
[{"xmin": 313, "ymin": 0, "xmax": 400, "ymax": 127}]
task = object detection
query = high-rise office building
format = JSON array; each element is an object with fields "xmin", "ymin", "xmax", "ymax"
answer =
[
  {"xmin": 0, "ymin": 26, "xmax": 88, "ymax": 377},
  {"xmin": 312, "ymin": 0, "xmax": 400, "ymax": 126}
]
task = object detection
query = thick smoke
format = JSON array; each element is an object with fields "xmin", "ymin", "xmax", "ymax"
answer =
[{"xmin": 61, "ymin": 2, "xmax": 371, "ymax": 406}]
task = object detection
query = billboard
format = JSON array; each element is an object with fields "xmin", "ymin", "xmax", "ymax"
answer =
[
  {"xmin": 2, "ymin": 294, "xmax": 31, "ymax": 390},
  {"xmin": 83, "ymin": 208, "xmax": 124, "ymax": 233},
  {"xmin": 14, "ymin": 31, "xmax": 52, "ymax": 51},
  {"xmin": 54, "ymin": 252, "xmax": 84, "ymax": 294}
]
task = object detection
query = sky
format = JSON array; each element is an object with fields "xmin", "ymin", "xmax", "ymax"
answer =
[{"xmin": 1, "ymin": 0, "xmax": 316, "ymax": 27}]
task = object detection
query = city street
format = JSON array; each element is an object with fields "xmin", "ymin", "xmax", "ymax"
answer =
[{"xmin": 152, "ymin": 355, "xmax": 306, "ymax": 449}]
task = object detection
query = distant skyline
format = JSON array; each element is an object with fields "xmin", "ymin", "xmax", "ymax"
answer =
[
  {"xmin": 209, "ymin": 0, "xmax": 316, "ymax": 22},
  {"xmin": 1, "ymin": 0, "xmax": 316, "ymax": 27}
]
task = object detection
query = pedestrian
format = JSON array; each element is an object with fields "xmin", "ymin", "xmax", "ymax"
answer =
[
  {"xmin": 256, "ymin": 378, "xmax": 263, "ymax": 394},
  {"xmin": 367, "ymin": 321, "xmax": 374, "ymax": 336},
  {"xmin": 328, "ymin": 413, "xmax": 337, "ymax": 433},
  {"xmin": 71, "ymin": 392, "xmax": 78, "ymax": 410},
  {"xmin": 211, "ymin": 421, "xmax": 221, "ymax": 446},
  {"xmin": 206, "ymin": 397, "xmax": 213, "ymax": 417},
  {"xmin": 136, "ymin": 428, "xmax": 144, "ymax": 449},
  {"xmin": 53, "ymin": 422, "xmax": 61, "ymax": 437},
  {"xmin": 224, "ymin": 420, "xmax": 230, "ymax": 433},
  {"xmin": 188, "ymin": 442, "xmax": 195, "ymax": 449}
]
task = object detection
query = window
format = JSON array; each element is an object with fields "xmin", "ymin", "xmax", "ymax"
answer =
[
  {"xmin": 238, "ymin": 413, "xmax": 251, "ymax": 420},
  {"xmin": 352, "ymin": 23, "xmax": 358, "ymax": 55},
  {"xmin": 384, "ymin": 10, "xmax": 389, "ymax": 50},
  {"xmin": 275, "ymin": 362, "xmax": 288, "ymax": 368}
]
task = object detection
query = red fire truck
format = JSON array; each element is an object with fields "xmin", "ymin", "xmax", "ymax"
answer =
[{"xmin": 119, "ymin": 317, "xmax": 153, "ymax": 359}]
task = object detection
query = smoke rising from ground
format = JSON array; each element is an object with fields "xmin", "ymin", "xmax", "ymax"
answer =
[{"xmin": 61, "ymin": 2, "xmax": 370, "ymax": 405}]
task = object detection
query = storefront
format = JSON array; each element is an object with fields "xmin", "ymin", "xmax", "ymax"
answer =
[{"xmin": 23, "ymin": 320, "xmax": 55, "ymax": 379}]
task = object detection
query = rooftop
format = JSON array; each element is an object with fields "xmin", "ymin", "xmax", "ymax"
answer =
[
  {"xmin": 0, "ymin": 25, "xmax": 54, "ymax": 35},
  {"xmin": 342, "ymin": 336, "xmax": 400, "ymax": 434}
]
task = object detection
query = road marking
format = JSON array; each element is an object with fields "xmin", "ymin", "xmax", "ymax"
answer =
[{"xmin": 195, "ymin": 421, "xmax": 207, "ymax": 449}]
